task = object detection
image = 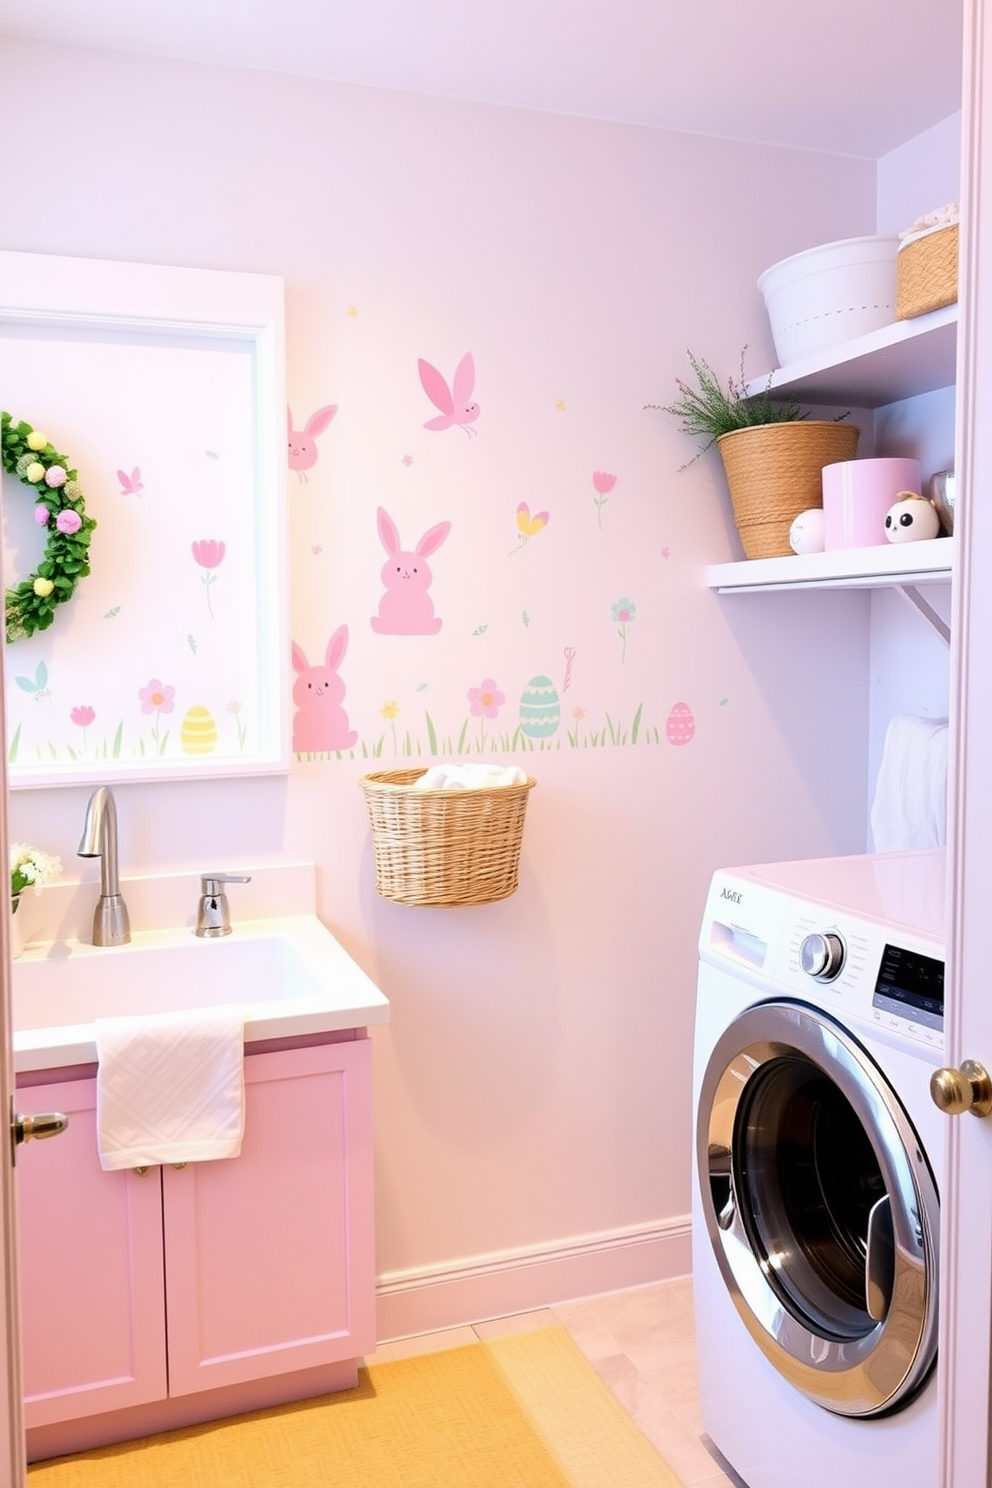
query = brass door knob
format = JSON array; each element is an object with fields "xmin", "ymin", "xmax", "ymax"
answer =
[{"xmin": 930, "ymin": 1060, "xmax": 992, "ymax": 1117}]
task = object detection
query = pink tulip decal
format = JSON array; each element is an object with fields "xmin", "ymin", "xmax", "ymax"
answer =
[
  {"xmin": 509, "ymin": 502, "xmax": 550, "ymax": 555},
  {"xmin": 192, "ymin": 539, "xmax": 226, "ymax": 619},
  {"xmin": 593, "ymin": 470, "xmax": 617, "ymax": 529},
  {"xmin": 71, "ymin": 704, "xmax": 95, "ymax": 752}
]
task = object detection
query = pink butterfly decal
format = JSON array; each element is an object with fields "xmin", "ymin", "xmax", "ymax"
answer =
[
  {"xmin": 117, "ymin": 466, "xmax": 144, "ymax": 496},
  {"xmin": 418, "ymin": 352, "xmax": 480, "ymax": 436}
]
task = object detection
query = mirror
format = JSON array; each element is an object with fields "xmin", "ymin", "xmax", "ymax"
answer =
[{"xmin": 0, "ymin": 250, "xmax": 288, "ymax": 787}]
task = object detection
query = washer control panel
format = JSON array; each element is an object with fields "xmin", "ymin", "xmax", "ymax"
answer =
[
  {"xmin": 871, "ymin": 942, "xmax": 944, "ymax": 1036},
  {"xmin": 700, "ymin": 864, "xmax": 946, "ymax": 1050}
]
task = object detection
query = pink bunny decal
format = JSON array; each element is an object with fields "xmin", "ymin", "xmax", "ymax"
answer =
[
  {"xmin": 288, "ymin": 405, "xmax": 338, "ymax": 481},
  {"xmin": 291, "ymin": 625, "xmax": 358, "ymax": 752},
  {"xmin": 417, "ymin": 352, "xmax": 480, "ymax": 436},
  {"xmin": 370, "ymin": 507, "xmax": 451, "ymax": 635}
]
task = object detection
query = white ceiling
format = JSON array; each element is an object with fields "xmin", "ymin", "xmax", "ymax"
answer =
[{"xmin": 0, "ymin": 0, "xmax": 963, "ymax": 159}]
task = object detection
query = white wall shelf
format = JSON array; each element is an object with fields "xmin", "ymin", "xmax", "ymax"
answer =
[
  {"xmin": 707, "ymin": 540, "xmax": 954, "ymax": 644},
  {"xmin": 707, "ymin": 538, "xmax": 952, "ymax": 593},
  {"xmin": 744, "ymin": 304, "xmax": 957, "ymax": 408}
]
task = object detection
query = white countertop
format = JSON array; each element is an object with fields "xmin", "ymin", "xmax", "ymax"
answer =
[{"xmin": 12, "ymin": 914, "xmax": 391, "ymax": 1073}]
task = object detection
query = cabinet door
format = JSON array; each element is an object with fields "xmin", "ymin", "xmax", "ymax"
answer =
[
  {"xmin": 15, "ymin": 1078, "xmax": 168, "ymax": 1427},
  {"xmin": 163, "ymin": 1039, "xmax": 374, "ymax": 1396}
]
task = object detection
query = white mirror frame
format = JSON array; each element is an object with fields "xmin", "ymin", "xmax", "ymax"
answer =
[{"xmin": 0, "ymin": 250, "xmax": 289, "ymax": 787}]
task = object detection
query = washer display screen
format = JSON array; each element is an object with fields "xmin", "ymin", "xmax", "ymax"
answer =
[{"xmin": 872, "ymin": 944, "xmax": 944, "ymax": 1031}]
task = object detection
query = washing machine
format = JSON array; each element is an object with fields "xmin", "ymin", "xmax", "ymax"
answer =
[{"xmin": 692, "ymin": 848, "xmax": 946, "ymax": 1488}]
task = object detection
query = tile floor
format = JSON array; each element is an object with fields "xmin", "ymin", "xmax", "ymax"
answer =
[{"xmin": 366, "ymin": 1278, "xmax": 747, "ymax": 1487}]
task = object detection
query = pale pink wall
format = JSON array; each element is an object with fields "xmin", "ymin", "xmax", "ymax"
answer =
[{"xmin": 0, "ymin": 39, "xmax": 877, "ymax": 1323}]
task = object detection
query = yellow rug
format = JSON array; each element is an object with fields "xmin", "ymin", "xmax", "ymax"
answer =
[{"xmin": 27, "ymin": 1326, "xmax": 681, "ymax": 1487}]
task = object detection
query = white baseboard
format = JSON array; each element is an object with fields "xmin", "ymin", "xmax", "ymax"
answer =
[{"xmin": 374, "ymin": 1215, "xmax": 691, "ymax": 1343}]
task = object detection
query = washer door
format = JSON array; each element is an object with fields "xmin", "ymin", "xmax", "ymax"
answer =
[{"xmin": 697, "ymin": 999, "xmax": 939, "ymax": 1418}]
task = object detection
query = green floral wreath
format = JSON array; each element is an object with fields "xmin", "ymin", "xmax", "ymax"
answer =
[{"xmin": 0, "ymin": 412, "xmax": 97, "ymax": 643}]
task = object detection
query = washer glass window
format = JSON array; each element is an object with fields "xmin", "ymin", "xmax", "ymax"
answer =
[{"xmin": 698, "ymin": 1000, "xmax": 938, "ymax": 1417}]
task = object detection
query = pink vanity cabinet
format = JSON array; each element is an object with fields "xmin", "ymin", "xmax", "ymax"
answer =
[{"xmin": 15, "ymin": 1031, "xmax": 375, "ymax": 1462}]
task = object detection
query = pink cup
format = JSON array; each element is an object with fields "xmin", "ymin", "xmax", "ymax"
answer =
[{"xmin": 821, "ymin": 457, "xmax": 922, "ymax": 550}]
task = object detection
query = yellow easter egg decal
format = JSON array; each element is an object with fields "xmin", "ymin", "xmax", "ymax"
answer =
[{"xmin": 180, "ymin": 704, "xmax": 217, "ymax": 755}]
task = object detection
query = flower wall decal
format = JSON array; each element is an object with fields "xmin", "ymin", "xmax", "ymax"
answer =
[
  {"xmin": 192, "ymin": 539, "xmax": 226, "ymax": 619},
  {"xmin": 139, "ymin": 677, "xmax": 175, "ymax": 755},
  {"xmin": 592, "ymin": 470, "xmax": 617, "ymax": 529},
  {"xmin": 611, "ymin": 596, "xmax": 637, "ymax": 664},
  {"xmin": 510, "ymin": 502, "xmax": 550, "ymax": 554},
  {"xmin": 468, "ymin": 678, "xmax": 505, "ymax": 720}
]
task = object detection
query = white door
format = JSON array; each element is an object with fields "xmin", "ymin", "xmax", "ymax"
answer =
[{"xmin": 939, "ymin": 2, "xmax": 992, "ymax": 1483}]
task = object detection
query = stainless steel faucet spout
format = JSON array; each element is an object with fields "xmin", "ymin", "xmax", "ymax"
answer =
[{"xmin": 78, "ymin": 786, "xmax": 131, "ymax": 946}]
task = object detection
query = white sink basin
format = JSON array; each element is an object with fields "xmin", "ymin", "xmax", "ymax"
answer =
[{"xmin": 12, "ymin": 916, "xmax": 390, "ymax": 1072}]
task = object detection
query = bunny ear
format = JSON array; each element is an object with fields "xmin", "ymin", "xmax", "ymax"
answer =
[
  {"xmin": 418, "ymin": 358, "xmax": 454, "ymax": 415},
  {"xmin": 305, "ymin": 405, "xmax": 338, "ymax": 437},
  {"xmin": 377, "ymin": 507, "xmax": 400, "ymax": 555},
  {"xmin": 451, "ymin": 352, "xmax": 475, "ymax": 402},
  {"xmin": 291, "ymin": 641, "xmax": 309, "ymax": 673},
  {"xmin": 416, "ymin": 520, "xmax": 452, "ymax": 558},
  {"xmin": 326, "ymin": 624, "xmax": 349, "ymax": 670}
]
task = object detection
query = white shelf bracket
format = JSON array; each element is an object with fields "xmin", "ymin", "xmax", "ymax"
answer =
[{"xmin": 897, "ymin": 583, "xmax": 951, "ymax": 645}]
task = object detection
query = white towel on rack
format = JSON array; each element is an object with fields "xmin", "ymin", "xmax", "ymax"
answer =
[
  {"xmin": 870, "ymin": 715, "xmax": 949, "ymax": 852},
  {"xmin": 95, "ymin": 1004, "xmax": 246, "ymax": 1172}
]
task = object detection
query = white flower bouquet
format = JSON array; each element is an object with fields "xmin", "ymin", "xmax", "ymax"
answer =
[{"xmin": 10, "ymin": 842, "xmax": 62, "ymax": 910}]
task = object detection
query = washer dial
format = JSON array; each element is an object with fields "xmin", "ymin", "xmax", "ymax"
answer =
[{"xmin": 800, "ymin": 931, "xmax": 845, "ymax": 982}]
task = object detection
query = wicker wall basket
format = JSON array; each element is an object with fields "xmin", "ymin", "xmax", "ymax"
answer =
[
  {"xmin": 896, "ymin": 222, "xmax": 959, "ymax": 320},
  {"xmin": 716, "ymin": 420, "xmax": 860, "ymax": 560},
  {"xmin": 359, "ymin": 768, "xmax": 536, "ymax": 907}
]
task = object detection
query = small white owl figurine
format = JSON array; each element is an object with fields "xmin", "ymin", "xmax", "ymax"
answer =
[
  {"xmin": 789, "ymin": 508, "xmax": 826, "ymax": 555},
  {"xmin": 884, "ymin": 492, "xmax": 941, "ymax": 544}
]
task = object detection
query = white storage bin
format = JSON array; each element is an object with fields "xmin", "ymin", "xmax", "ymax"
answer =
[{"xmin": 758, "ymin": 235, "xmax": 899, "ymax": 365}]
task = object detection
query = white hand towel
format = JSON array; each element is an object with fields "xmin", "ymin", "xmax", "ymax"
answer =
[
  {"xmin": 870, "ymin": 715, "xmax": 949, "ymax": 852},
  {"xmin": 415, "ymin": 762, "xmax": 528, "ymax": 789},
  {"xmin": 96, "ymin": 1004, "xmax": 246, "ymax": 1172}
]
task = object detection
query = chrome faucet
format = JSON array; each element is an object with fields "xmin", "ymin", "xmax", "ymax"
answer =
[
  {"xmin": 77, "ymin": 786, "xmax": 131, "ymax": 946},
  {"xmin": 196, "ymin": 873, "xmax": 251, "ymax": 938}
]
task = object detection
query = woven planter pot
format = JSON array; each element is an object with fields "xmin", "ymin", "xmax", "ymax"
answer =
[{"xmin": 716, "ymin": 421, "xmax": 860, "ymax": 559}]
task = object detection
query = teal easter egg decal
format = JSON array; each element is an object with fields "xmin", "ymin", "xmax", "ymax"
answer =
[{"xmin": 519, "ymin": 674, "xmax": 560, "ymax": 738}]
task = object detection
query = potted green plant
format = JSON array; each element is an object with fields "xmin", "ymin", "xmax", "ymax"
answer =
[{"xmin": 649, "ymin": 349, "xmax": 858, "ymax": 559}]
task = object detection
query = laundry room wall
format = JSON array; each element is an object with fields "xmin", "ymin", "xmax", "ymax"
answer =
[
  {"xmin": 0, "ymin": 36, "xmax": 890, "ymax": 1330},
  {"xmin": 866, "ymin": 114, "xmax": 961, "ymax": 839}
]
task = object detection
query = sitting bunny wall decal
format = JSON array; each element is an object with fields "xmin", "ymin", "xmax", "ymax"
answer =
[
  {"xmin": 370, "ymin": 507, "xmax": 451, "ymax": 635},
  {"xmin": 291, "ymin": 626, "xmax": 358, "ymax": 752},
  {"xmin": 288, "ymin": 405, "xmax": 338, "ymax": 481}
]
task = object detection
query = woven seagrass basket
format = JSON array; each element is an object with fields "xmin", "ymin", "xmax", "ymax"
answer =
[
  {"xmin": 896, "ymin": 222, "xmax": 958, "ymax": 320},
  {"xmin": 717, "ymin": 420, "xmax": 860, "ymax": 560},
  {"xmin": 360, "ymin": 768, "xmax": 536, "ymax": 907}
]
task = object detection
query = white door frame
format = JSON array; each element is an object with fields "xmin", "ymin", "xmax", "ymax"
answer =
[
  {"xmin": 939, "ymin": 2, "xmax": 992, "ymax": 1483},
  {"xmin": 0, "ymin": 649, "xmax": 25, "ymax": 1477}
]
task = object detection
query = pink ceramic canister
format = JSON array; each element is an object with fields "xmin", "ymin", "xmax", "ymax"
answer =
[{"xmin": 821, "ymin": 456, "xmax": 923, "ymax": 550}]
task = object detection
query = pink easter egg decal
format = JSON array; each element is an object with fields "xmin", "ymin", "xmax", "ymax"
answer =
[{"xmin": 666, "ymin": 701, "xmax": 695, "ymax": 745}]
